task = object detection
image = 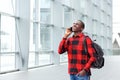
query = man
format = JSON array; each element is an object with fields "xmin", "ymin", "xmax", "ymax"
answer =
[{"xmin": 58, "ymin": 20, "xmax": 96, "ymax": 80}]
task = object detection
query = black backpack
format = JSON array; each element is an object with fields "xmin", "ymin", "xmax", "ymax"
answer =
[{"xmin": 83, "ymin": 36, "xmax": 104, "ymax": 69}]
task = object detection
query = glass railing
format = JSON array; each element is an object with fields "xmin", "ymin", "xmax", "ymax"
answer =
[
  {"xmin": 60, "ymin": 52, "xmax": 68, "ymax": 63},
  {"xmin": 0, "ymin": 12, "xmax": 19, "ymax": 74},
  {"xmin": 0, "ymin": 52, "xmax": 19, "ymax": 73},
  {"xmin": 0, "ymin": 50, "xmax": 54, "ymax": 74},
  {"xmin": 28, "ymin": 50, "xmax": 54, "ymax": 68}
]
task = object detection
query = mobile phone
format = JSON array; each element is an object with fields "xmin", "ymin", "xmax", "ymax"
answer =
[{"xmin": 69, "ymin": 27, "xmax": 72, "ymax": 32}]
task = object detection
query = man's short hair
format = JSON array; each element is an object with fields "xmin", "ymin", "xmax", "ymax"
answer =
[{"xmin": 78, "ymin": 20, "xmax": 85, "ymax": 29}]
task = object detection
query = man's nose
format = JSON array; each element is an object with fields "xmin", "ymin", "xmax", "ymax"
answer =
[{"xmin": 74, "ymin": 24, "xmax": 77, "ymax": 26}]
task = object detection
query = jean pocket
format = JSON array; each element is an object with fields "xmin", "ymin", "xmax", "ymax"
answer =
[{"xmin": 76, "ymin": 75, "xmax": 89, "ymax": 80}]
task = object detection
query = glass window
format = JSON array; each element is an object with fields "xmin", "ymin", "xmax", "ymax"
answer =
[
  {"xmin": 40, "ymin": 8, "xmax": 51, "ymax": 23},
  {"xmin": 101, "ymin": 24, "xmax": 104, "ymax": 36},
  {"xmin": 29, "ymin": 0, "xmax": 52, "ymax": 67},
  {"xmin": 29, "ymin": 50, "xmax": 52, "ymax": 67},
  {"xmin": 100, "ymin": 0, "xmax": 105, "ymax": 10},
  {"xmin": 1, "ymin": 16, "xmax": 15, "ymax": 52},
  {"xmin": 40, "ymin": 0, "xmax": 51, "ymax": 23},
  {"xmin": 103, "ymin": 25, "xmax": 107, "ymax": 37},
  {"xmin": 94, "ymin": 0, "xmax": 100, "ymax": 7},
  {"xmin": 0, "ymin": 0, "xmax": 15, "ymax": 15},
  {"xmin": 100, "ymin": 11, "xmax": 104, "ymax": 23},
  {"xmin": 101, "ymin": 37, "xmax": 104, "ymax": 49},
  {"xmin": 96, "ymin": 22, "xmax": 100, "ymax": 35},
  {"xmin": 60, "ymin": 52, "xmax": 68, "ymax": 62},
  {"xmin": 106, "ymin": 15, "xmax": 109, "ymax": 26},
  {"xmin": 80, "ymin": 0, "xmax": 86, "ymax": 9},
  {"xmin": 107, "ymin": 0, "xmax": 112, "ymax": 4},
  {"xmin": 29, "ymin": 23, "xmax": 52, "ymax": 67},
  {"xmin": 0, "ymin": 53, "xmax": 15, "ymax": 72},
  {"xmin": 30, "ymin": 0, "xmax": 35, "ymax": 20},
  {"xmin": 29, "ymin": 52, "xmax": 35, "ymax": 67},
  {"xmin": 40, "ymin": 24, "xmax": 51, "ymax": 50},
  {"xmin": 31, "ymin": 0, "xmax": 51, "ymax": 23},
  {"xmin": 29, "ymin": 22, "xmax": 36, "ymax": 67},
  {"xmin": 108, "ymin": 5, "xmax": 112, "ymax": 16},
  {"xmin": 93, "ymin": 20, "xmax": 97, "ymax": 34},
  {"xmin": 107, "ymin": 27, "xmax": 109, "ymax": 37},
  {"xmin": 107, "ymin": 39, "xmax": 109, "ymax": 49},
  {"xmin": 93, "ymin": 6, "xmax": 99, "ymax": 20},
  {"xmin": 104, "ymin": 38, "xmax": 107, "ymax": 49},
  {"xmin": 64, "ymin": 7, "xmax": 72, "ymax": 28},
  {"xmin": 0, "ymin": 15, "xmax": 16, "ymax": 72},
  {"xmin": 40, "ymin": 0, "xmax": 51, "ymax": 8}
]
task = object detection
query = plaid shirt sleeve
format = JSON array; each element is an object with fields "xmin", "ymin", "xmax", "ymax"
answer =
[
  {"xmin": 84, "ymin": 37, "xmax": 96, "ymax": 71},
  {"xmin": 58, "ymin": 38, "xmax": 68, "ymax": 54}
]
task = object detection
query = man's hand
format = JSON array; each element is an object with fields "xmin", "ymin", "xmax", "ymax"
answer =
[
  {"xmin": 63, "ymin": 28, "xmax": 72, "ymax": 38},
  {"xmin": 76, "ymin": 69, "xmax": 86, "ymax": 76}
]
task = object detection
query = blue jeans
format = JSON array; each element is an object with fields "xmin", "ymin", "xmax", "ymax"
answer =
[{"xmin": 70, "ymin": 74, "xmax": 90, "ymax": 80}]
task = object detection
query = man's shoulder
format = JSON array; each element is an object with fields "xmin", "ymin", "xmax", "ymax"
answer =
[{"xmin": 84, "ymin": 35, "xmax": 93, "ymax": 42}]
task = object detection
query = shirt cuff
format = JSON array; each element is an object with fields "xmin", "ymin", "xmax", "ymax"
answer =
[
  {"xmin": 83, "ymin": 68, "xmax": 89, "ymax": 72},
  {"xmin": 63, "ymin": 37, "xmax": 67, "ymax": 40},
  {"xmin": 83, "ymin": 68, "xmax": 88, "ymax": 72}
]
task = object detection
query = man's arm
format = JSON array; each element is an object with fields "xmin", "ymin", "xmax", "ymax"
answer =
[
  {"xmin": 58, "ymin": 28, "xmax": 72, "ymax": 54},
  {"xmin": 84, "ymin": 37, "xmax": 96, "ymax": 71},
  {"xmin": 58, "ymin": 38, "xmax": 68, "ymax": 54}
]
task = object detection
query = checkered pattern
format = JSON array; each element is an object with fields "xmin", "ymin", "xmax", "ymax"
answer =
[{"xmin": 58, "ymin": 33, "xmax": 96, "ymax": 75}]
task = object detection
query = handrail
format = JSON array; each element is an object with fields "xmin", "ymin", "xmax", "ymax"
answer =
[
  {"xmin": 0, "ymin": 52, "xmax": 19, "ymax": 54},
  {"xmin": 0, "ymin": 50, "xmax": 54, "ymax": 54},
  {"xmin": 0, "ymin": 12, "xmax": 19, "ymax": 19},
  {"xmin": 29, "ymin": 50, "xmax": 54, "ymax": 53},
  {"xmin": 30, "ymin": 20, "xmax": 54, "ymax": 27}
]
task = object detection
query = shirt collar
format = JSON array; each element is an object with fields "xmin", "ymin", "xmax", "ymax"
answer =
[{"xmin": 72, "ymin": 32, "xmax": 84, "ymax": 38}]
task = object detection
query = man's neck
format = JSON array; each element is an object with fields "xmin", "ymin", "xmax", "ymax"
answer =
[{"xmin": 73, "ymin": 31, "xmax": 82, "ymax": 37}]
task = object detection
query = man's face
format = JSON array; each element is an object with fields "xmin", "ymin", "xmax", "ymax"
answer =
[{"xmin": 72, "ymin": 21, "xmax": 83, "ymax": 32}]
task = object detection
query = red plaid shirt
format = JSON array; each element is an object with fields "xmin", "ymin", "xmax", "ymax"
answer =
[{"xmin": 58, "ymin": 33, "xmax": 96, "ymax": 75}]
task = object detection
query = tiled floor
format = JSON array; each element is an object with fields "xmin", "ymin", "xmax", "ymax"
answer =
[
  {"xmin": 91, "ymin": 56, "xmax": 120, "ymax": 80},
  {"xmin": 0, "ymin": 56, "xmax": 120, "ymax": 80}
]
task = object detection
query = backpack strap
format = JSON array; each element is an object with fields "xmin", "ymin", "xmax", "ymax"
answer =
[{"xmin": 83, "ymin": 36, "xmax": 88, "ymax": 54}]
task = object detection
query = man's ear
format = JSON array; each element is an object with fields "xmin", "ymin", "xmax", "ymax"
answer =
[{"xmin": 81, "ymin": 28, "xmax": 83, "ymax": 31}]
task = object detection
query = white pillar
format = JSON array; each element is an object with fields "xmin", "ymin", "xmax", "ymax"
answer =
[
  {"xmin": 15, "ymin": 0, "xmax": 30, "ymax": 70},
  {"xmin": 0, "ymin": 14, "xmax": 1, "ymax": 72},
  {"xmin": 34, "ymin": 0, "xmax": 40, "ymax": 66}
]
